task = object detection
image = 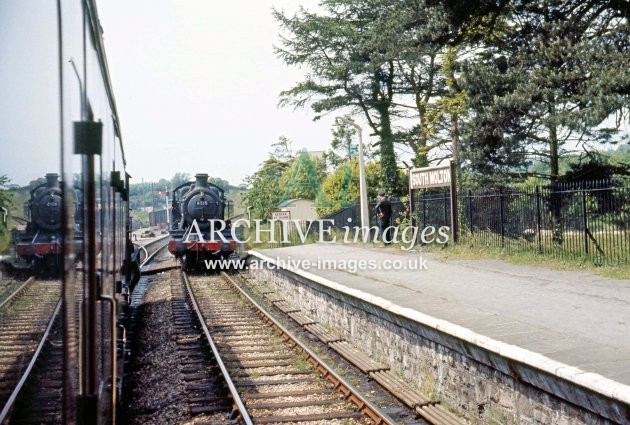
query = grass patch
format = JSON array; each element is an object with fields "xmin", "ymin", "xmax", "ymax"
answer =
[
  {"xmin": 423, "ymin": 241, "xmax": 629, "ymax": 280},
  {"xmin": 295, "ymin": 357, "xmax": 313, "ymax": 371}
]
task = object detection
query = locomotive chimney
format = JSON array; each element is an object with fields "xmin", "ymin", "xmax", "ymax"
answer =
[
  {"xmin": 45, "ymin": 173, "xmax": 60, "ymax": 188},
  {"xmin": 194, "ymin": 173, "xmax": 209, "ymax": 188}
]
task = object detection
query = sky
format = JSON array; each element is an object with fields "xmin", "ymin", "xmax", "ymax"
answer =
[
  {"xmin": 1, "ymin": 2, "xmax": 626, "ymax": 187},
  {"xmin": 97, "ymin": 0, "xmax": 338, "ymax": 187},
  {"xmin": 0, "ymin": 2, "xmax": 59, "ymax": 185},
  {"xmin": 0, "ymin": 0, "xmax": 344, "ymax": 187}
]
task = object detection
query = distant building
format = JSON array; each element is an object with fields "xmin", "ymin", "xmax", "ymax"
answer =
[
  {"xmin": 308, "ymin": 150, "xmax": 325, "ymax": 161},
  {"xmin": 277, "ymin": 198, "xmax": 317, "ymax": 221}
]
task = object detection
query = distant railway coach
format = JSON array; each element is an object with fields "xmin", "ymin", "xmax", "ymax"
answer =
[
  {"xmin": 168, "ymin": 173, "xmax": 238, "ymax": 270},
  {"xmin": 149, "ymin": 208, "xmax": 168, "ymax": 227}
]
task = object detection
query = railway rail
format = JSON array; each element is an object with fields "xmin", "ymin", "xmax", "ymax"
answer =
[
  {"xmin": 237, "ymin": 272, "xmax": 464, "ymax": 425},
  {"xmin": 0, "ymin": 277, "xmax": 26, "ymax": 308},
  {"xmin": 0, "ymin": 277, "xmax": 61, "ymax": 423},
  {"xmin": 183, "ymin": 270, "xmax": 397, "ymax": 424},
  {"xmin": 136, "ymin": 235, "xmax": 170, "ymax": 268}
]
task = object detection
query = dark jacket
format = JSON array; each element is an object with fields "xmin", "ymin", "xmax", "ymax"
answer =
[{"xmin": 374, "ymin": 197, "xmax": 392, "ymax": 222}]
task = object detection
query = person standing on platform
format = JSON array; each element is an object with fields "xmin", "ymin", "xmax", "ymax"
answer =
[{"xmin": 374, "ymin": 189, "xmax": 392, "ymax": 245}]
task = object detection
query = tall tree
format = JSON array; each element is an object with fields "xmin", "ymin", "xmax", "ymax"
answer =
[
  {"xmin": 208, "ymin": 177, "xmax": 232, "ymax": 192},
  {"xmin": 325, "ymin": 118, "xmax": 358, "ymax": 168},
  {"xmin": 316, "ymin": 159, "xmax": 383, "ymax": 216},
  {"xmin": 243, "ymin": 157, "xmax": 290, "ymax": 221},
  {"xmin": 374, "ymin": 0, "xmax": 453, "ymax": 167},
  {"xmin": 462, "ymin": 0, "xmax": 630, "ymax": 184},
  {"xmin": 278, "ymin": 151, "xmax": 328, "ymax": 201},
  {"xmin": 274, "ymin": 0, "xmax": 399, "ymax": 193},
  {"xmin": 170, "ymin": 173, "xmax": 192, "ymax": 189}
]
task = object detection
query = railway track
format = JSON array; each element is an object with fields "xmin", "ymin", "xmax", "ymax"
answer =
[
  {"xmin": 183, "ymin": 271, "xmax": 396, "ymax": 424},
  {"xmin": 0, "ymin": 277, "xmax": 61, "ymax": 423},
  {"xmin": 0, "ymin": 277, "xmax": 25, "ymax": 307},
  {"xmin": 135, "ymin": 235, "xmax": 170, "ymax": 268},
  {"xmin": 136, "ymin": 236, "xmax": 175, "ymax": 276},
  {"xmin": 237, "ymin": 272, "xmax": 464, "ymax": 425}
]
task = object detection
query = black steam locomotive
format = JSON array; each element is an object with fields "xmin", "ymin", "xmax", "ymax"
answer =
[
  {"xmin": 168, "ymin": 173, "xmax": 237, "ymax": 270},
  {"xmin": 10, "ymin": 173, "xmax": 82, "ymax": 273}
]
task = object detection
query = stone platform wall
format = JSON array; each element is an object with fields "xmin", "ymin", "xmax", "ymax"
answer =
[{"xmin": 248, "ymin": 259, "xmax": 627, "ymax": 424}]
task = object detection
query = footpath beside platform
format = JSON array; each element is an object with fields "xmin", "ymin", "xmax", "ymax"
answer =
[{"xmin": 248, "ymin": 243, "xmax": 630, "ymax": 424}]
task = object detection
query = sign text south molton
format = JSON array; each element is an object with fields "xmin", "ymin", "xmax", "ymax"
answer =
[
  {"xmin": 408, "ymin": 161, "xmax": 458, "ymax": 242},
  {"xmin": 410, "ymin": 164, "xmax": 451, "ymax": 189}
]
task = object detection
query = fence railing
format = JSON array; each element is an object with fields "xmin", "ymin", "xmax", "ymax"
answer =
[
  {"xmin": 318, "ymin": 180, "xmax": 628, "ymax": 265},
  {"xmin": 322, "ymin": 200, "xmax": 406, "ymax": 228},
  {"xmin": 412, "ymin": 180, "xmax": 628, "ymax": 265},
  {"xmin": 250, "ymin": 180, "xmax": 627, "ymax": 265}
]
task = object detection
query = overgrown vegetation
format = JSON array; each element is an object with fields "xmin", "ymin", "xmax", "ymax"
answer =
[
  {"xmin": 272, "ymin": 0, "xmax": 628, "ymax": 186},
  {"xmin": 235, "ymin": 0, "xmax": 630, "ymax": 270}
]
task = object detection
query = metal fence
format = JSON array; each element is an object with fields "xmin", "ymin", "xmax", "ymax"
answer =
[
  {"xmin": 248, "ymin": 219, "xmax": 319, "ymax": 249},
  {"xmin": 322, "ymin": 200, "xmax": 406, "ymax": 228},
  {"xmin": 258, "ymin": 180, "xmax": 628, "ymax": 265},
  {"xmin": 411, "ymin": 180, "xmax": 628, "ymax": 265}
]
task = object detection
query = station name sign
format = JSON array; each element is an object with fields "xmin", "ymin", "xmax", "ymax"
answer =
[
  {"xmin": 409, "ymin": 164, "xmax": 452, "ymax": 189},
  {"xmin": 271, "ymin": 210, "xmax": 291, "ymax": 221}
]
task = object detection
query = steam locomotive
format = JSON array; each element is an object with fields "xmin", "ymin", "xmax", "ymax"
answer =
[
  {"xmin": 8, "ymin": 173, "xmax": 82, "ymax": 273},
  {"xmin": 168, "ymin": 173, "xmax": 238, "ymax": 270}
]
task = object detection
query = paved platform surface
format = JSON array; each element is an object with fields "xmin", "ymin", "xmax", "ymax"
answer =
[{"xmin": 256, "ymin": 243, "xmax": 630, "ymax": 387}]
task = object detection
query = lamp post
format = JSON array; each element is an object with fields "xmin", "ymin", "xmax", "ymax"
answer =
[
  {"xmin": 335, "ymin": 117, "xmax": 369, "ymax": 230},
  {"xmin": 165, "ymin": 187, "xmax": 170, "ymax": 226}
]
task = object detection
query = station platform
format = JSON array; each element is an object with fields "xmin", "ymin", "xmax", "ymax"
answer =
[{"xmin": 249, "ymin": 243, "xmax": 630, "ymax": 421}]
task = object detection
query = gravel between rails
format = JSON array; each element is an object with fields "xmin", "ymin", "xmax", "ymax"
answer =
[
  {"xmin": 123, "ymin": 269, "xmax": 232, "ymax": 425},
  {"xmin": 123, "ymin": 271, "xmax": 196, "ymax": 424},
  {"xmin": 123, "ymin": 268, "xmax": 426, "ymax": 424}
]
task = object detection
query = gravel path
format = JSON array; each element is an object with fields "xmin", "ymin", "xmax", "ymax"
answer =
[{"xmin": 122, "ymin": 272, "xmax": 192, "ymax": 424}]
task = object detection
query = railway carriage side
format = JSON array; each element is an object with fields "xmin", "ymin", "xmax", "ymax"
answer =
[{"xmin": 0, "ymin": 1, "xmax": 136, "ymax": 423}]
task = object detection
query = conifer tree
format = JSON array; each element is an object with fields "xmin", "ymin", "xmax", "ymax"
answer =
[{"xmin": 461, "ymin": 0, "xmax": 629, "ymax": 183}]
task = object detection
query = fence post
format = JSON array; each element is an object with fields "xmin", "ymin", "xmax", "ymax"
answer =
[
  {"xmin": 444, "ymin": 191, "xmax": 448, "ymax": 227},
  {"xmin": 535, "ymin": 186, "xmax": 542, "ymax": 253},
  {"xmin": 449, "ymin": 160, "xmax": 459, "ymax": 243},
  {"xmin": 409, "ymin": 188, "xmax": 416, "ymax": 227},
  {"xmin": 468, "ymin": 189, "xmax": 473, "ymax": 235},
  {"xmin": 422, "ymin": 193, "xmax": 426, "ymax": 230},
  {"xmin": 582, "ymin": 181, "xmax": 589, "ymax": 256},
  {"xmin": 499, "ymin": 187, "xmax": 505, "ymax": 247}
]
